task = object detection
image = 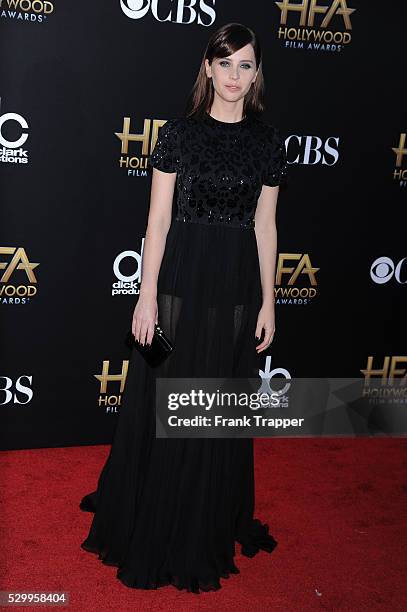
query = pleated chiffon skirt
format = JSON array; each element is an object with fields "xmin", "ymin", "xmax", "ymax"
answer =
[{"xmin": 80, "ymin": 219, "xmax": 278, "ymax": 593}]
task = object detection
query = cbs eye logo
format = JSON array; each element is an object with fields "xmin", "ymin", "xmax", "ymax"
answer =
[{"xmin": 370, "ymin": 256, "xmax": 407, "ymax": 285}]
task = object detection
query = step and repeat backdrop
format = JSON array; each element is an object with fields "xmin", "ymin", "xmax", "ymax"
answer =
[{"xmin": 1, "ymin": 2, "xmax": 405, "ymax": 450}]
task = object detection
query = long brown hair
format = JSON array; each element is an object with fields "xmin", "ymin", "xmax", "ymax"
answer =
[{"xmin": 184, "ymin": 22, "xmax": 265, "ymax": 120}]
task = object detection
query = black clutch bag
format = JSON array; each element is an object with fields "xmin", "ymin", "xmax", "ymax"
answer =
[{"xmin": 125, "ymin": 323, "xmax": 174, "ymax": 368}]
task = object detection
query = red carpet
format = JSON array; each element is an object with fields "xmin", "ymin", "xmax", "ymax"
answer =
[{"xmin": 1, "ymin": 439, "xmax": 406, "ymax": 611}]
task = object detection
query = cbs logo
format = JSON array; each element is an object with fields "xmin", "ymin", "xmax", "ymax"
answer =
[
  {"xmin": 120, "ymin": 0, "xmax": 216, "ymax": 25},
  {"xmin": 0, "ymin": 376, "xmax": 33, "ymax": 405},
  {"xmin": 370, "ymin": 256, "xmax": 407, "ymax": 285}
]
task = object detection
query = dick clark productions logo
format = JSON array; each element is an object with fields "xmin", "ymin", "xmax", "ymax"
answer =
[{"xmin": 0, "ymin": 98, "xmax": 29, "ymax": 165}]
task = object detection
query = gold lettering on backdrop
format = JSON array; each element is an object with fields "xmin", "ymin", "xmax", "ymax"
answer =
[
  {"xmin": 392, "ymin": 133, "xmax": 407, "ymax": 167},
  {"xmin": 276, "ymin": 0, "xmax": 355, "ymax": 29},
  {"xmin": 115, "ymin": 119, "xmax": 170, "ymax": 173},
  {"xmin": 0, "ymin": 247, "xmax": 39, "ymax": 283},
  {"xmin": 275, "ymin": 0, "xmax": 356, "ymax": 47},
  {"xmin": 361, "ymin": 357, "xmax": 407, "ymax": 383},
  {"xmin": 1, "ymin": 0, "xmax": 54, "ymax": 15},
  {"xmin": 115, "ymin": 118, "xmax": 151, "ymax": 155},
  {"xmin": 94, "ymin": 360, "xmax": 129, "ymax": 394},
  {"xmin": 276, "ymin": 254, "xmax": 319, "ymax": 286}
]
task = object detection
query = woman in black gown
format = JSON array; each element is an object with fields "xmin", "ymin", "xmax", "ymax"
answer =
[{"xmin": 80, "ymin": 22, "xmax": 288, "ymax": 593}]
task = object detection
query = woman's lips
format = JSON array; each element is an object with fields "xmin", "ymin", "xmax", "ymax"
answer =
[{"xmin": 225, "ymin": 85, "xmax": 241, "ymax": 91}]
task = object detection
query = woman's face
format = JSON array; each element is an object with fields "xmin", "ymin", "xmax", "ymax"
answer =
[{"xmin": 205, "ymin": 43, "xmax": 258, "ymax": 103}]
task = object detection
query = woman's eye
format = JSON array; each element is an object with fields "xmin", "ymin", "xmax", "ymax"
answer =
[{"xmin": 219, "ymin": 61, "xmax": 252, "ymax": 69}]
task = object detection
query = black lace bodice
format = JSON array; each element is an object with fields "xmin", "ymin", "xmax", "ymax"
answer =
[{"xmin": 149, "ymin": 112, "xmax": 288, "ymax": 230}]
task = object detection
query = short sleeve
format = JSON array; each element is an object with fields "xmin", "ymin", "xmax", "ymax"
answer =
[
  {"xmin": 150, "ymin": 119, "xmax": 180, "ymax": 173},
  {"xmin": 262, "ymin": 126, "xmax": 288, "ymax": 187}
]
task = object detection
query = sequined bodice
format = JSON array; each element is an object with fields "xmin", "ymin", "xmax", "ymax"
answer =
[{"xmin": 149, "ymin": 112, "xmax": 288, "ymax": 230}]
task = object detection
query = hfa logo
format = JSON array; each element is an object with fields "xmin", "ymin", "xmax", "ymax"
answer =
[
  {"xmin": 392, "ymin": 133, "xmax": 407, "ymax": 185},
  {"xmin": 275, "ymin": 253, "xmax": 320, "ymax": 305},
  {"xmin": 94, "ymin": 360, "xmax": 129, "ymax": 413},
  {"xmin": 275, "ymin": 0, "xmax": 356, "ymax": 52},
  {"xmin": 0, "ymin": 97, "xmax": 29, "ymax": 165},
  {"xmin": 361, "ymin": 356, "xmax": 407, "ymax": 382},
  {"xmin": 115, "ymin": 118, "xmax": 173, "ymax": 177},
  {"xmin": 0, "ymin": 0, "xmax": 54, "ymax": 22},
  {"xmin": 0, "ymin": 247, "xmax": 39, "ymax": 305},
  {"xmin": 360, "ymin": 356, "xmax": 407, "ymax": 406}
]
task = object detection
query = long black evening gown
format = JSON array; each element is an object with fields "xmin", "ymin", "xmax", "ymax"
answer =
[{"xmin": 79, "ymin": 111, "xmax": 288, "ymax": 593}]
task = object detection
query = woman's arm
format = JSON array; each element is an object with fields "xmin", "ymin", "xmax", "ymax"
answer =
[
  {"xmin": 132, "ymin": 167, "xmax": 176, "ymax": 346},
  {"xmin": 253, "ymin": 184, "xmax": 279, "ymax": 352}
]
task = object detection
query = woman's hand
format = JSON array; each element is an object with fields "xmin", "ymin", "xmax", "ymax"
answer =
[
  {"xmin": 255, "ymin": 301, "xmax": 276, "ymax": 353},
  {"xmin": 132, "ymin": 292, "xmax": 158, "ymax": 346}
]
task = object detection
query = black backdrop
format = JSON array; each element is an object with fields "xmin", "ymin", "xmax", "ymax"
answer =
[{"xmin": 1, "ymin": 1, "xmax": 405, "ymax": 450}]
